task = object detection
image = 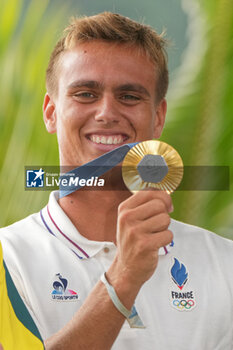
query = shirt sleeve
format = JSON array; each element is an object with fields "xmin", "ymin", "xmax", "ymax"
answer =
[{"xmin": 0, "ymin": 242, "xmax": 44, "ymax": 350}]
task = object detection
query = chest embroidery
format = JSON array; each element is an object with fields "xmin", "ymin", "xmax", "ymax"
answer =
[
  {"xmin": 169, "ymin": 258, "xmax": 196, "ymax": 311},
  {"xmin": 51, "ymin": 273, "xmax": 79, "ymax": 301}
]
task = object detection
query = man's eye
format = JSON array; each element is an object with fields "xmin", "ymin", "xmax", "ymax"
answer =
[
  {"xmin": 75, "ymin": 92, "xmax": 95, "ymax": 98},
  {"xmin": 121, "ymin": 94, "xmax": 140, "ymax": 100}
]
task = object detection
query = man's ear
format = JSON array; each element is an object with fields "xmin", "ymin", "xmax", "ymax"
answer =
[
  {"xmin": 43, "ymin": 93, "xmax": 57, "ymax": 134},
  {"xmin": 153, "ymin": 98, "xmax": 167, "ymax": 139}
]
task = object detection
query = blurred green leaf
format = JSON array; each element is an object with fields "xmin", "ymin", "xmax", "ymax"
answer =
[
  {"xmin": 0, "ymin": 0, "xmax": 68, "ymax": 225},
  {"xmin": 164, "ymin": 0, "xmax": 233, "ymax": 238}
]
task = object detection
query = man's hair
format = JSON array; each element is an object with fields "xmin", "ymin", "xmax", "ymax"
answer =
[{"xmin": 46, "ymin": 12, "xmax": 168, "ymax": 102}]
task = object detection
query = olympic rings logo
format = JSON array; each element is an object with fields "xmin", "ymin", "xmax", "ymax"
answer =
[{"xmin": 173, "ymin": 299, "xmax": 195, "ymax": 310}]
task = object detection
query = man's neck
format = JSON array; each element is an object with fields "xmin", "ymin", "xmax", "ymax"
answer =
[{"xmin": 58, "ymin": 186, "xmax": 131, "ymax": 243}]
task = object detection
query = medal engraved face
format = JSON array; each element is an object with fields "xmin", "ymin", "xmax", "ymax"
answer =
[
  {"xmin": 137, "ymin": 154, "xmax": 169, "ymax": 183},
  {"xmin": 122, "ymin": 140, "xmax": 183, "ymax": 193}
]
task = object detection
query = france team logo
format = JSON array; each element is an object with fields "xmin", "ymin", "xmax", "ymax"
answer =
[
  {"xmin": 170, "ymin": 257, "xmax": 196, "ymax": 311},
  {"xmin": 26, "ymin": 168, "xmax": 44, "ymax": 188}
]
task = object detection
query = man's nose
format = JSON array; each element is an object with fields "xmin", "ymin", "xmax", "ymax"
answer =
[{"xmin": 94, "ymin": 94, "xmax": 120, "ymax": 124}]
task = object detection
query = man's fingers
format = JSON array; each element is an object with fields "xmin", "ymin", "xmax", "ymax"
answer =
[
  {"xmin": 140, "ymin": 212, "xmax": 171, "ymax": 233},
  {"xmin": 147, "ymin": 230, "xmax": 173, "ymax": 250},
  {"xmin": 131, "ymin": 199, "xmax": 168, "ymax": 221},
  {"xmin": 119, "ymin": 189, "xmax": 173, "ymax": 213}
]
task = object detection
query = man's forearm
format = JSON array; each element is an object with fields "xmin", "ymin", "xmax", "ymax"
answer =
[{"xmin": 45, "ymin": 279, "xmax": 137, "ymax": 350}]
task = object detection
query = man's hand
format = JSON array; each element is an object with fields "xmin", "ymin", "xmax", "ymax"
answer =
[{"xmin": 107, "ymin": 190, "xmax": 173, "ymax": 308}]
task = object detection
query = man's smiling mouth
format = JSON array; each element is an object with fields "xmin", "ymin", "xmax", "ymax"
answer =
[{"xmin": 87, "ymin": 134, "xmax": 129, "ymax": 145}]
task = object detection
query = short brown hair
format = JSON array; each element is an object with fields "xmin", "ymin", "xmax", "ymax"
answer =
[{"xmin": 46, "ymin": 12, "xmax": 168, "ymax": 101}]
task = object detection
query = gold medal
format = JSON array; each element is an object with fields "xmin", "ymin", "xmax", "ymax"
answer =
[{"xmin": 122, "ymin": 140, "xmax": 183, "ymax": 193}]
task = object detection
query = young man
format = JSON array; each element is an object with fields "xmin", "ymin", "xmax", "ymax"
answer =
[{"xmin": 1, "ymin": 12, "xmax": 233, "ymax": 349}]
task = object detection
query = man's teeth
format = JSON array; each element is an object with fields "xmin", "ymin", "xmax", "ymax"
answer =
[{"xmin": 90, "ymin": 135, "xmax": 124, "ymax": 145}]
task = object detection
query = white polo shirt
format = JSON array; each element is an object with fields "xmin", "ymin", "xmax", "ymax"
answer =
[{"xmin": 1, "ymin": 191, "xmax": 233, "ymax": 349}]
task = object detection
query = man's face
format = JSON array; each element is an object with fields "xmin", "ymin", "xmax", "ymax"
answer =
[{"xmin": 43, "ymin": 41, "xmax": 166, "ymax": 166}]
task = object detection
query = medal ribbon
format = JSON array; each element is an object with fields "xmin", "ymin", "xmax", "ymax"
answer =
[{"xmin": 59, "ymin": 143, "xmax": 138, "ymax": 198}]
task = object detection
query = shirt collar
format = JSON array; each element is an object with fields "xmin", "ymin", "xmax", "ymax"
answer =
[{"xmin": 40, "ymin": 191, "xmax": 174, "ymax": 259}]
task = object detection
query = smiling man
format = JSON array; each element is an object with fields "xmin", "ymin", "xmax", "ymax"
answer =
[{"xmin": 1, "ymin": 12, "xmax": 233, "ymax": 350}]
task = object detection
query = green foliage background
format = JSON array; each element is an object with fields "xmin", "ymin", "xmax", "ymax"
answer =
[
  {"xmin": 163, "ymin": 0, "xmax": 233, "ymax": 238},
  {"xmin": 0, "ymin": 0, "xmax": 232, "ymax": 239}
]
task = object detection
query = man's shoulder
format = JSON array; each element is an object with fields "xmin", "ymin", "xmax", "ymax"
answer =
[
  {"xmin": 170, "ymin": 218, "xmax": 233, "ymax": 255},
  {"xmin": 0, "ymin": 211, "xmax": 42, "ymax": 243},
  {"xmin": 171, "ymin": 218, "xmax": 232, "ymax": 240},
  {"xmin": 0, "ymin": 211, "xmax": 45, "ymax": 282}
]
